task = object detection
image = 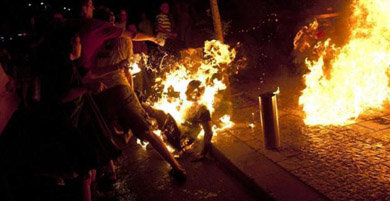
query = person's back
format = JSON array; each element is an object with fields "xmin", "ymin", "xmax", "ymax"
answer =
[
  {"xmin": 92, "ymin": 36, "xmax": 133, "ymax": 89},
  {"xmin": 78, "ymin": 18, "xmax": 124, "ymax": 70},
  {"xmin": 73, "ymin": 0, "xmax": 124, "ymax": 70}
]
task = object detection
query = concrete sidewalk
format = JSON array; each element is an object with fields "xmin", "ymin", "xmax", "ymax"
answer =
[
  {"xmin": 211, "ymin": 121, "xmax": 330, "ymax": 201},
  {"xmin": 209, "ymin": 76, "xmax": 390, "ymax": 201}
]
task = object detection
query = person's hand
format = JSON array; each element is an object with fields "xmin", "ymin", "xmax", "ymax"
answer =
[{"xmin": 152, "ymin": 37, "xmax": 165, "ymax": 46}]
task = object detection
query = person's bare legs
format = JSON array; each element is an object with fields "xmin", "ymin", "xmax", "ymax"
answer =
[
  {"xmin": 111, "ymin": 86, "xmax": 186, "ymax": 177},
  {"xmin": 143, "ymin": 130, "xmax": 186, "ymax": 176}
]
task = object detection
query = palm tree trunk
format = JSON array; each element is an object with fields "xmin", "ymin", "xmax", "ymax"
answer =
[
  {"xmin": 210, "ymin": 0, "xmax": 232, "ymax": 116},
  {"xmin": 210, "ymin": 0, "xmax": 224, "ymax": 42}
]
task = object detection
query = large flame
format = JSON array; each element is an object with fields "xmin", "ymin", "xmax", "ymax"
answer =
[
  {"xmin": 299, "ymin": 0, "xmax": 390, "ymax": 126},
  {"xmin": 136, "ymin": 40, "xmax": 236, "ymax": 151},
  {"xmin": 152, "ymin": 40, "xmax": 236, "ymax": 131}
]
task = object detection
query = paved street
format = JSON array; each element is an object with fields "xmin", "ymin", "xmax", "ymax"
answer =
[
  {"xmin": 215, "ymin": 73, "xmax": 390, "ymax": 201},
  {"xmin": 111, "ymin": 138, "xmax": 265, "ymax": 201},
  {"xmin": 2, "ymin": 68, "xmax": 389, "ymax": 201}
]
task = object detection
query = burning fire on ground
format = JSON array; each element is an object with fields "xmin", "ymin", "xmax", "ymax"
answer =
[
  {"xmin": 297, "ymin": 0, "xmax": 390, "ymax": 126},
  {"xmin": 136, "ymin": 40, "xmax": 239, "ymax": 151}
]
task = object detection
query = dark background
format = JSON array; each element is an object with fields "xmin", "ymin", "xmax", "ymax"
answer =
[
  {"xmin": 0, "ymin": 0, "xmax": 348, "ymax": 77},
  {"xmin": 0, "ymin": 0, "xmax": 346, "ymax": 37}
]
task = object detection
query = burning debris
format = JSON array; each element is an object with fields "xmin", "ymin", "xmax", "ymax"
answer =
[{"xmin": 297, "ymin": 0, "xmax": 390, "ymax": 126}]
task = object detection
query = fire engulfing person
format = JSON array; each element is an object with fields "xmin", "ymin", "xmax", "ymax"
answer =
[
  {"xmin": 143, "ymin": 80, "xmax": 213, "ymax": 161},
  {"xmin": 140, "ymin": 40, "xmax": 242, "ymax": 161}
]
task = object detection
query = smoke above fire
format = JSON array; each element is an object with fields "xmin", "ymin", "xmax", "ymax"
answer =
[{"xmin": 298, "ymin": 0, "xmax": 390, "ymax": 126}]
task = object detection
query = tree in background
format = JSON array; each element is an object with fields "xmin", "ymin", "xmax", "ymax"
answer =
[{"xmin": 209, "ymin": 0, "xmax": 224, "ymax": 42}]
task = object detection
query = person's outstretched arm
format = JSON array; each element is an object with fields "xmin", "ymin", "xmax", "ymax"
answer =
[{"xmin": 131, "ymin": 32, "xmax": 163, "ymax": 45}]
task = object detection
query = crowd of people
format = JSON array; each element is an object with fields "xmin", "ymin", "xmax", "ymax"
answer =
[{"xmin": 0, "ymin": 0, "xmax": 214, "ymax": 201}]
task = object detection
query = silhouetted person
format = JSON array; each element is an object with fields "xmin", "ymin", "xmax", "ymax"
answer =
[
  {"xmin": 128, "ymin": 24, "xmax": 148, "ymax": 54},
  {"xmin": 155, "ymin": 2, "xmax": 177, "ymax": 41},
  {"xmin": 115, "ymin": 9, "xmax": 128, "ymax": 30},
  {"xmin": 138, "ymin": 12, "xmax": 154, "ymax": 36},
  {"xmin": 176, "ymin": 2, "xmax": 192, "ymax": 47}
]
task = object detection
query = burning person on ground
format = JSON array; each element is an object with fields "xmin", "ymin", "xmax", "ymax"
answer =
[
  {"xmin": 144, "ymin": 80, "xmax": 213, "ymax": 161},
  {"xmin": 181, "ymin": 80, "xmax": 213, "ymax": 160}
]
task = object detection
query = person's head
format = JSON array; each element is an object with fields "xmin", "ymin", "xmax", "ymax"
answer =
[
  {"xmin": 181, "ymin": 2, "xmax": 189, "ymax": 12},
  {"xmin": 160, "ymin": 2, "xmax": 169, "ymax": 14},
  {"xmin": 127, "ymin": 24, "xmax": 137, "ymax": 33},
  {"xmin": 185, "ymin": 80, "xmax": 205, "ymax": 102},
  {"xmin": 109, "ymin": 11, "xmax": 115, "ymax": 24},
  {"xmin": 94, "ymin": 6, "xmax": 113, "ymax": 23},
  {"xmin": 70, "ymin": 35, "xmax": 82, "ymax": 61},
  {"xmin": 140, "ymin": 12, "xmax": 147, "ymax": 20},
  {"xmin": 53, "ymin": 12, "xmax": 64, "ymax": 24},
  {"xmin": 118, "ymin": 9, "xmax": 128, "ymax": 23},
  {"xmin": 61, "ymin": 27, "xmax": 82, "ymax": 61},
  {"xmin": 47, "ymin": 24, "xmax": 81, "ymax": 61},
  {"xmin": 30, "ymin": 16, "xmax": 36, "ymax": 26},
  {"xmin": 81, "ymin": 0, "xmax": 94, "ymax": 19}
]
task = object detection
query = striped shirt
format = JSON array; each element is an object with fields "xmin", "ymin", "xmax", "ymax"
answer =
[{"xmin": 155, "ymin": 13, "xmax": 171, "ymax": 39}]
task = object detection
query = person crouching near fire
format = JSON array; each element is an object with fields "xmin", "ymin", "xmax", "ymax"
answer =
[{"xmin": 181, "ymin": 80, "xmax": 213, "ymax": 161}]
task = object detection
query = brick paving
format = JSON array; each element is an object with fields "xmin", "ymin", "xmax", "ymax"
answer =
[{"xmin": 216, "ymin": 75, "xmax": 390, "ymax": 201}]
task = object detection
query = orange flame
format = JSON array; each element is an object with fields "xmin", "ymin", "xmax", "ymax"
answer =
[
  {"xmin": 152, "ymin": 40, "xmax": 236, "ymax": 136},
  {"xmin": 299, "ymin": 0, "xmax": 390, "ymax": 126}
]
